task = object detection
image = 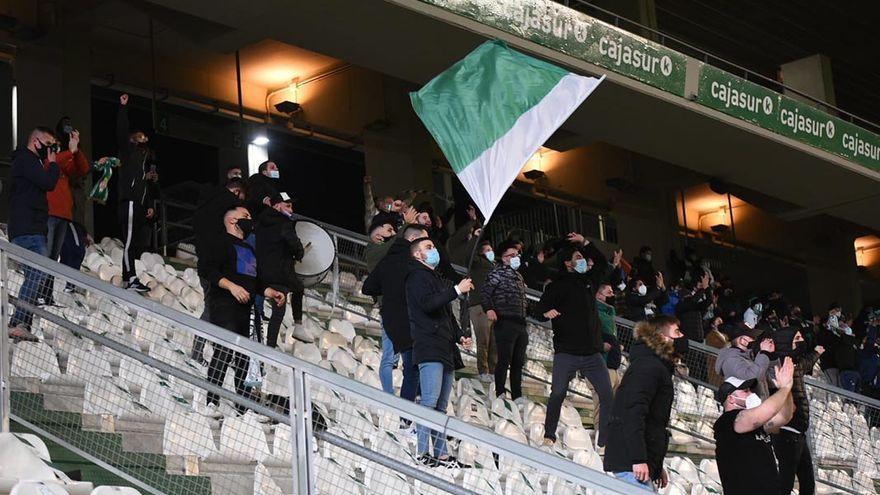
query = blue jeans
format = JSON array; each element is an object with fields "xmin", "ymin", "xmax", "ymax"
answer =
[
  {"xmin": 379, "ymin": 328, "xmax": 398, "ymax": 394},
  {"xmin": 400, "ymin": 349, "xmax": 420, "ymax": 402},
  {"xmin": 841, "ymin": 370, "xmax": 860, "ymax": 392},
  {"xmin": 9, "ymin": 235, "xmax": 49, "ymax": 329},
  {"xmin": 613, "ymin": 472, "xmax": 655, "ymax": 492},
  {"xmin": 417, "ymin": 362, "xmax": 454, "ymax": 457}
]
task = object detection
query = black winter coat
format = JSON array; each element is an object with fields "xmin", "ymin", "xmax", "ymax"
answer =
[
  {"xmin": 603, "ymin": 340, "xmax": 675, "ymax": 480},
  {"xmin": 480, "ymin": 264, "xmax": 528, "ymax": 321},
  {"xmin": 532, "ymin": 242, "xmax": 610, "ymax": 356},
  {"xmin": 625, "ymin": 286, "xmax": 669, "ymax": 322},
  {"xmin": 405, "ymin": 260, "xmax": 465, "ymax": 370},
  {"xmin": 675, "ymin": 288, "xmax": 712, "ymax": 341},
  {"xmin": 193, "ymin": 187, "xmax": 242, "ymax": 277},
  {"xmin": 245, "ymin": 173, "xmax": 281, "ymax": 216},
  {"xmin": 7, "ymin": 148, "xmax": 60, "ymax": 239},
  {"xmin": 116, "ymin": 105, "xmax": 158, "ymax": 205},
  {"xmin": 255, "ymin": 209, "xmax": 304, "ymax": 292},
  {"xmin": 362, "ymin": 238, "xmax": 414, "ymax": 353}
]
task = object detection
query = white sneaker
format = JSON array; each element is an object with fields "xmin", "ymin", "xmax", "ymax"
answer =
[{"xmin": 478, "ymin": 373, "xmax": 493, "ymax": 383}]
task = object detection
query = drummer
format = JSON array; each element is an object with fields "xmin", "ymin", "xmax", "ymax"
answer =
[{"xmin": 255, "ymin": 192, "xmax": 305, "ymax": 350}]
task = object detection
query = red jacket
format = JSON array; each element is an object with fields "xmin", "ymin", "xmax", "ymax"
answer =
[{"xmin": 47, "ymin": 149, "xmax": 90, "ymax": 220}]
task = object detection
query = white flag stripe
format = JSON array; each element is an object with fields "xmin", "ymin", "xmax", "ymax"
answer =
[{"xmin": 456, "ymin": 73, "xmax": 605, "ymax": 223}]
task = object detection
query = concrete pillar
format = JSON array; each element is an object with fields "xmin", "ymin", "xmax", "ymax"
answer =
[{"xmin": 780, "ymin": 54, "xmax": 837, "ymax": 108}]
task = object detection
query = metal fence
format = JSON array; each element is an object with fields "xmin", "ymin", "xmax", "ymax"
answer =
[{"xmin": 0, "ymin": 240, "xmax": 635, "ymax": 495}]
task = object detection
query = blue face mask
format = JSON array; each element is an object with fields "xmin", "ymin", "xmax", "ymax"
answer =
[
  {"xmin": 268, "ymin": 170, "xmax": 280, "ymax": 179},
  {"xmin": 574, "ymin": 258, "xmax": 588, "ymax": 274},
  {"xmin": 509, "ymin": 256, "xmax": 521, "ymax": 270},
  {"xmin": 424, "ymin": 248, "xmax": 440, "ymax": 268},
  {"xmin": 484, "ymin": 250, "xmax": 495, "ymax": 263}
]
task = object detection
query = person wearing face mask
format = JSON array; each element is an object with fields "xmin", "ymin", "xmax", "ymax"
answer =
[
  {"xmin": 716, "ymin": 322, "xmax": 775, "ymax": 398},
  {"xmin": 464, "ymin": 239, "xmax": 497, "ymax": 383},
  {"xmin": 6, "ymin": 127, "xmax": 61, "ymax": 342},
  {"xmin": 256, "ymin": 193, "xmax": 305, "ymax": 350},
  {"xmin": 245, "ymin": 160, "xmax": 282, "ymax": 216},
  {"xmin": 836, "ymin": 319, "xmax": 860, "ymax": 392},
  {"xmin": 704, "ymin": 317, "xmax": 729, "ymax": 387},
  {"xmin": 201, "ymin": 206, "xmax": 286, "ymax": 415},
  {"xmin": 771, "ymin": 329, "xmax": 823, "ymax": 495},
  {"xmin": 713, "ymin": 357, "xmax": 795, "ymax": 495},
  {"xmin": 818, "ymin": 304, "xmax": 843, "ymax": 387},
  {"xmin": 116, "ymin": 94, "xmax": 159, "ymax": 293},
  {"xmin": 624, "ymin": 273, "xmax": 668, "ymax": 322},
  {"xmin": 630, "ymin": 246, "xmax": 656, "ymax": 287},
  {"xmin": 363, "ymin": 225, "xmax": 430, "ymax": 405},
  {"xmin": 594, "ymin": 283, "xmax": 622, "ymax": 429},
  {"xmin": 191, "ymin": 176, "xmax": 245, "ymax": 363},
  {"xmin": 414, "ymin": 208, "xmax": 460, "ymax": 283},
  {"xmin": 603, "ymin": 315, "xmax": 686, "ymax": 491},
  {"xmin": 532, "ymin": 232, "xmax": 622, "ymax": 447},
  {"xmin": 405, "ymin": 237, "xmax": 474, "ymax": 467},
  {"xmin": 481, "ymin": 241, "xmax": 529, "ymax": 399},
  {"xmin": 39, "ymin": 117, "xmax": 90, "ymax": 305}
]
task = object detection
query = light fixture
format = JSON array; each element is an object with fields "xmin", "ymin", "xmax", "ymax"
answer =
[
  {"xmin": 274, "ymin": 100, "xmax": 302, "ymax": 115},
  {"xmin": 251, "ymin": 135, "xmax": 270, "ymax": 146}
]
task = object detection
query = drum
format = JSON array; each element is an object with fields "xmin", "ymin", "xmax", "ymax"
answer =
[{"xmin": 294, "ymin": 220, "xmax": 336, "ymax": 287}]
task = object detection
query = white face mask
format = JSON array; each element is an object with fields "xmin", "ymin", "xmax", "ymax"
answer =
[
  {"xmin": 637, "ymin": 285, "xmax": 648, "ymax": 296},
  {"xmin": 268, "ymin": 170, "xmax": 280, "ymax": 179},
  {"xmin": 617, "ymin": 282, "xmax": 627, "ymax": 291},
  {"xmin": 735, "ymin": 392, "xmax": 762, "ymax": 410}
]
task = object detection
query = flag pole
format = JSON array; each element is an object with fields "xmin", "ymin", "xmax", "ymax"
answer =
[{"xmin": 459, "ymin": 218, "xmax": 486, "ymax": 336}]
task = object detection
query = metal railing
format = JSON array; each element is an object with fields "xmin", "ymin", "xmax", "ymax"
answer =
[{"xmin": 0, "ymin": 240, "xmax": 635, "ymax": 495}]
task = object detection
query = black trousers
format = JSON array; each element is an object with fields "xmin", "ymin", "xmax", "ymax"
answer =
[
  {"xmin": 493, "ymin": 319, "xmax": 528, "ymax": 399},
  {"xmin": 265, "ymin": 283, "xmax": 304, "ymax": 348},
  {"xmin": 206, "ymin": 306, "xmax": 252, "ymax": 413},
  {"xmin": 118, "ymin": 201, "xmax": 150, "ymax": 283},
  {"xmin": 773, "ymin": 429, "xmax": 814, "ymax": 495}
]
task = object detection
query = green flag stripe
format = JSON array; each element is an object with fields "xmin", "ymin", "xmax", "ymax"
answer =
[{"xmin": 410, "ymin": 40, "xmax": 568, "ymax": 173}]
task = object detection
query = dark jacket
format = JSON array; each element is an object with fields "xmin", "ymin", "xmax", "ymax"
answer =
[
  {"xmin": 480, "ymin": 264, "xmax": 528, "ymax": 321},
  {"xmin": 256, "ymin": 208, "xmax": 304, "ymax": 291},
  {"xmin": 625, "ymin": 286, "xmax": 669, "ymax": 322},
  {"xmin": 630, "ymin": 256, "xmax": 656, "ymax": 285},
  {"xmin": 467, "ymin": 254, "xmax": 493, "ymax": 308},
  {"xmin": 675, "ymin": 288, "xmax": 712, "ymax": 341},
  {"xmin": 446, "ymin": 219, "xmax": 477, "ymax": 266},
  {"xmin": 116, "ymin": 105, "xmax": 158, "ymax": 205},
  {"xmin": 532, "ymin": 242, "xmax": 610, "ymax": 356},
  {"xmin": 603, "ymin": 331, "xmax": 676, "ymax": 480},
  {"xmin": 818, "ymin": 327, "xmax": 840, "ymax": 370},
  {"xmin": 7, "ymin": 148, "xmax": 60, "ymax": 239},
  {"xmin": 835, "ymin": 333, "xmax": 858, "ymax": 371},
  {"xmin": 790, "ymin": 350, "xmax": 820, "ymax": 432},
  {"xmin": 405, "ymin": 260, "xmax": 465, "ymax": 370},
  {"xmin": 200, "ymin": 232, "xmax": 264, "ymax": 328},
  {"xmin": 362, "ymin": 238, "xmax": 414, "ymax": 353},
  {"xmin": 193, "ymin": 187, "xmax": 243, "ymax": 277},
  {"xmin": 245, "ymin": 173, "xmax": 281, "ymax": 216}
]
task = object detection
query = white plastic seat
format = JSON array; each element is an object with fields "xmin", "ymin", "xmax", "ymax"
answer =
[
  {"xmin": 561, "ymin": 426, "xmax": 593, "ymax": 452},
  {"xmin": 141, "ymin": 382, "xmax": 189, "ymax": 418},
  {"xmin": 0, "ymin": 433, "xmax": 57, "ymax": 483},
  {"xmin": 253, "ymin": 463, "xmax": 284, "ymax": 495},
  {"xmin": 10, "ymin": 481, "xmax": 68, "ymax": 495},
  {"xmin": 457, "ymin": 441, "xmax": 496, "ymax": 470},
  {"xmin": 327, "ymin": 346, "xmax": 358, "ymax": 376},
  {"xmin": 505, "ymin": 471, "xmax": 541, "ymax": 495},
  {"xmin": 219, "ymin": 412, "xmax": 271, "ymax": 462},
  {"xmin": 462, "ymin": 469, "xmax": 503, "ymax": 495},
  {"xmin": 65, "ymin": 348, "xmax": 112, "ymax": 380},
  {"xmin": 490, "ymin": 396, "xmax": 523, "ymax": 426},
  {"xmin": 163, "ymin": 412, "xmax": 218, "ymax": 458},
  {"xmin": 319, "ymin": 331, "xmax": 349, "ymax": 352},
  {"xmin": 328, "ymin": 319, "xmax": 356, "ymax": 342},
  {"xmin": 84, "ymin": 379, "xmax": 137, "ymax": 416},
  {"xmin": 494, "ymin": 419, "xmax": 527, "ymax": 444},
  {"xmin": 292, "ymin": 342, "xmax": 322, "ymax": 364},
  {"xmin": 354, "ymin": 364, "xmax": 382, "ymax": 389},
  {"xmin": 90, "ymin": 487, "xmax": 143, "ymax": 495},
  {"xmin": 11, "ymin": 342, "xmax": 60, "ymax": 380},
  {"xmin": 270, "ymin": 424, "xmax": 293, "ymax": 464},
  {"xmin": 365, "ymin": 466, "xmax": 410, "ymax": 493},
  {"xmin": 13, "ymin": 433, "xmax": 52, "ymax": 462},
  {"xmin": 558, "ymin": 404, "xmax": 582, "ymax": 428}
]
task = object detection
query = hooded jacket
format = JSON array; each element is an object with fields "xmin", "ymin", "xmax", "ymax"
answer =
[
  {"xmin": 603, "ymin": 324, "xmax": 676, "ymax": 480},
  {"xmin": 255, "ymin": 208, "xmax": 305, "ymax": 291},
  {"xmin": 405, "ymin": 260, "xmax": 465, "ymax": 370},
  {"xmin": 7, "ymin": 148, "xmax": 60, "ymax": 239},
  {"xmin": 362, "ymin": 238, "xmax": 415, "ymax": 353},
  {"xmin": 480, "ymin": 263, "xmax": 528, "ymax": 321},
  {"xmin": 116, "ymin": 105, "xmax": 157, "ymax": 205},
  {"xmin": 532, "ymin": 242, "xmax": 610, "ymax": 356}
]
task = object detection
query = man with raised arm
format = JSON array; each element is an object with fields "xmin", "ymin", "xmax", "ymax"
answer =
[{"xmin": 713, "ymin": 357, "xmax": 796, "ymax": 495}]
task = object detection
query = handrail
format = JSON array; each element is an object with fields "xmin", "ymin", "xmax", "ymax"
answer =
[
  {"xmin": 0, "ymin": 239, "xmax": 635, "ymax": 494},
  {"xmin": 559, "ymin": 0, "xmax": 880, "ymax": 134}
]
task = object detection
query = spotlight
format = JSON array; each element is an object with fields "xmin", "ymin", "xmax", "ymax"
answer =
[
  {"xmin": 251, "ymin": 135, "xmax": 270, "ymax": 146},
  {"xmin": 274, "ymin": 100, "xmax": 302, "ymax": 115}
]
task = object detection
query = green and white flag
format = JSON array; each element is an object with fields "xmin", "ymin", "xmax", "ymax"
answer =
[{"xmin": 411, "ymin": 40, "xmax": 604, "ymax": 222}]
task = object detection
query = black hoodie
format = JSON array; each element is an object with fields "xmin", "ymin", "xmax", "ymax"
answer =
[
  {"xmin": 7, "ymin": 148, "xmax": 60, "ymax": 239},
  {"xmin": 116, "ymin": 104, "xmax": 157, "ymax": 205},
  {"xmin": 603, "ymin": 335, "xmax": 676, "ymax": 481},
  {"xmin": 362, "ymin": 238, "xmax": 415, "ymax": 353}
]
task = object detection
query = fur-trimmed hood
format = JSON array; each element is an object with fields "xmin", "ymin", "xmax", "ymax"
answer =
[{"xmin": 634, "ymin": 321, "xmax": 677, "ymax": 363}]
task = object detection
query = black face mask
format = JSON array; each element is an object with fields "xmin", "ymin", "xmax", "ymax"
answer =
[
  {"xmin": 673, "ymin": 336, "xmax": 689, "ymax": 357},
  {"xmin": 36, "ymin": 143, "xmax": 49, "ymax": 161},
  {"xmin": 236, "ymin": 218, "xmax": 254, "ymax": 236}
]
